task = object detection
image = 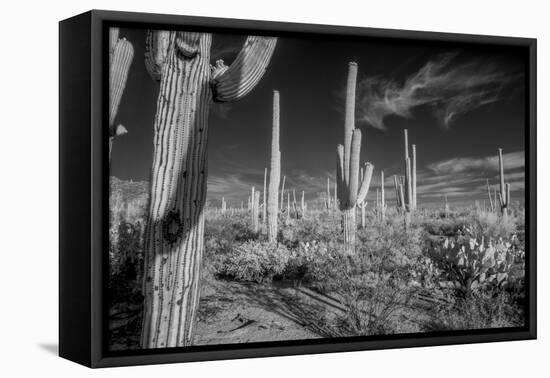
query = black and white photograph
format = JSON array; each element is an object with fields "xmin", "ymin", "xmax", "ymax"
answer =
[{"xmin": 107, "ymin": 24, "xmax": 529, "ymax": 351}]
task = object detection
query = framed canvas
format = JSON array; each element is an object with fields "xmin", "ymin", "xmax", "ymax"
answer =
[{"xmin": 59, "ymin": 10, "xmax": 536, "ymax": 368}]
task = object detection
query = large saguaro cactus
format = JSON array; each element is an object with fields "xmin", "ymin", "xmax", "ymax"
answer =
[
  {"xmin": 267, "ymin": 91, "xmax": 281, "ymax": 243},
  {"xmin": 336, "ymin": 62, "xmax": 374, "ymax": 254},
  {"xmin": 141, "ymin": 31, "xmax": 276, "ymax": 349},
  {"xmin": 109, "ymin": 28, "xmax": 134, "ymax": 160}
]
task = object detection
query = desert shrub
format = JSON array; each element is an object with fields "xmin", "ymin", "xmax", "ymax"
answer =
[
  {"xmin": 109, "ymin": 220, "xmax": 144, "ymax": 296},
  {"xmin": 278, "ymin": 213, "xmax": 342, "ymax": 247},
  {"xmin": 213, "ymin": 241, "xmax": 291, "ymax": 283},
  {"xmin": 356, "ymin": 221, "xmax": 424, "ymax": 270},
  {"xmin": 427, "ymin": 291, "xmax": 523, "ymax": 331},
  {"xmin": 333, "ymin": 271, "xmax": 414, "ymax": 336},
  {"xmin": 303, "ymin": 249, "xmax": 415, "ymax": 336},
  {"xmin": 469, "ymin": 210, "xmax": 517, "ymax": 240},
  {"xmin": 422, "ymin": 217, "xmax": 469, "ymax": 237}
]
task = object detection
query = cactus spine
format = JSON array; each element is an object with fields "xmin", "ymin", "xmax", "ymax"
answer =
[
  {"xmin": 141, "ymin": 31, "xmax": 276, "ymax": 349},
  {"xmin": 267, "ymin": 91, "xmax": 281, "ymax": 243},
  {"xmin": 336, "ymin": 62, "xmax": 374, "ymax": 254},
  {"xmin": 498, "ymin": 148, "xmax": 511, "ymax": 217},
  {"xmin": 109, "ymin": 28, "xmax": 134, "ymax": 161}
]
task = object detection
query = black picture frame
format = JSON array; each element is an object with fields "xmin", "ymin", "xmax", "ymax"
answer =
[{"xmin": 59, "ymin": 9, "xmax": 537, "ymax": 368}]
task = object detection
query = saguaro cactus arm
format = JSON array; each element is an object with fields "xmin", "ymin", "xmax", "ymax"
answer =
[
  {"xmin": 213, "ymin": 36, "xmax": 277, "ymax": 102},
  {"xmin": 348, "ymin": 129, "xmax": 362, "ymax": 206},
  {"xmin": 357, "ymin": 163, "xmax": 374, "ymax": 204},
  {"xmin": 336, "ymin": 144, "xmax": 345, "ymax": 206},
  {"xmin": 109, "ymin": 29, "xmax": 134, "ymax": 129},
  {"xmin": 108, "ymin": 28, "xmax": 134, "ymax": 161},
  {"xmin": 144, "ymin": 30, "xmax": 170, "ymax": 82}
]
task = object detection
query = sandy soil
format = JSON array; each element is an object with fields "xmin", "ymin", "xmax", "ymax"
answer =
[
  {"xmin": 109, "ymin": 277, "xmax": 349, "ymax": 350},
  {"xmin": 194, "ymin": 278, "xmax": 346, "ymax": 345}
]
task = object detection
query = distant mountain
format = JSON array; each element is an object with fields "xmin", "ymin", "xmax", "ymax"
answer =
[{"xmin": 110, "ymin": 176, "xmax": 149, "ymax": 202}]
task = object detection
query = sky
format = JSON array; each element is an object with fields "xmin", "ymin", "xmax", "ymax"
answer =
[{"xmin": 111, "ymin": 27, "xmax": 527, "ymax": 209}]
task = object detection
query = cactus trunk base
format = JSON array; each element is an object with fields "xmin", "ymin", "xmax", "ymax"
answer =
[
  {"xmin": 141, "ymin": 213, "xmax": 205, "ymax": 348},
  {"xmin": 342, "ymin": 208, "xmax": 356, "ymax": 254},
  {"xmin": 404, "ymin": 212, "xmax": 411, "ymax": 231}
]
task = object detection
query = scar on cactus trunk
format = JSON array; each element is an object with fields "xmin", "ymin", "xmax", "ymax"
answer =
[
  {"xmin": 336, "ymin": 62, "xmax": 374, "ymax": 254},
  {"xmin": 140, "ymin": 31, "xmax": 276, "ymax": 349}
]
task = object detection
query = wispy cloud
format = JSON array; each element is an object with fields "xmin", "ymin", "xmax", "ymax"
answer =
[
  {"xmin": 427, "ymin": 151, "xmax": 524, "ymax": 175},
  {"xmin": 356, "ymin": 52, "xmax": 522, "ymax": 130}
]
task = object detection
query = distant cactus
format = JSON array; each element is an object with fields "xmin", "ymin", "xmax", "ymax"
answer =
[
  {"xmin": 263, "ymin": 167, "xmax": 267, "ymax": 224},
  {"xmin": 141, "ymin": 31, "xmax": 276, "ymax": 349},
  {"xmin": 287, "ymin": 193, "xmax": 291, "ymax": 222},
  {"xmin": 108, "ymin": 28, "xmax": 134, "ymax": 161},
  {"xmin": 396, "ymin": 129, "xmax": 417, "ymax": 229},
  {"xmin": 280, "ymin": 175, "xmax": 286, "ymax": 211},
  {"xmin": 380, "ymin": 170, "xmax": 387, "ymax": 221},
  {"xmin": 326, "ymin": 177, "xmax": 331, "ymax": 210},
  {"xmin": 301, "ymin": 190, "xmax": 306, "ymax": 218},
  {"xmin": 497, "ymin": 148, "xmax": 511, "ymax": 217},
  {"xmin": 486, "ymin": 179, "xmax": 495, "ymax": 212},
  {"xmin": 221, "ymin": 197, "xmax": 227, "ymax": 214},
  {"xmin": 267, "ymin": 91, "xmax": 281, "ymax": 243},
  {"xmin": 252, "ymin": 187, "xmax": 260, "ymax": 232},
  {"xmin": 336, "ymin": 62, "xmax": 374, "ymax": 253}
]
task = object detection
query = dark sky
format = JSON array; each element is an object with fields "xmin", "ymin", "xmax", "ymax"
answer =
[{"xmin": 111, "ymin": 27, "xmax": 527, "ymax": 208}]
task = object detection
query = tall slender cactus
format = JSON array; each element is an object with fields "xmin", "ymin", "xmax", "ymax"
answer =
[
  {"xmin": 263, "ymin": 167, "xmax": 267, "ymax": 224},
  {"xmin": 287, "ymin": 193, "xmax": 291, "ymax": 222},
  {"xmin": 336, "ymin": 62, "xmax": 374, "ymax": 253},
  {"xmin": 141, "ymin": 31, "xmax": 276, "ymax": 349},
  {"xmin": 380, "ymin": 170, "xmax": 386, "ymax": 221},
  {"xmin": 400, "ymin": 129, "xmax": 417, "ymax": 229},
  {"xmin": 486, "ymin": 179, "xmax": 495, "ymax": 212},
  {"xmin": 292, "ymin": 189, "xmax": 298, "ymax": 218},
  {"xmin": 333, "ymin": 181, "xmax": 338, "ymax": 210},
  {"xmin": 252, "ymin": 188, "xmax": 260, "ymax": 232},
  {"xmin": 497, "ymin": 148, "xmax": 511, "ymax": 217},
  {"xmin": 280, "ymin": 175, "xmax": 286, "ymax": 211},
  {"xmin": 301, "ymin": 190, "xmax": 306, "ymax": 218},
  {"xmin": 109, "ymin": 28, "xmax": 134, "ymax": 161},
  {"xmin": 326, "ymin": 177, "xmax": 331, "ymax": 210},
  {"xmin": 267, "ymin": 90, "xmax": 281, "ymax": 243},
  {"xmin": 412, "ymin": 144, "xmax": 417, "ymax": 210}
]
